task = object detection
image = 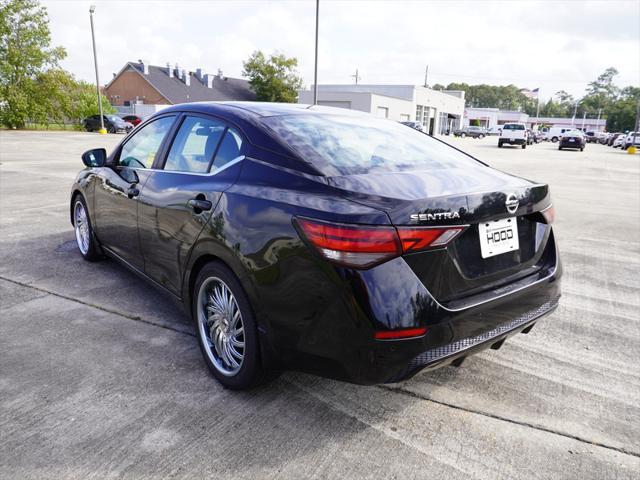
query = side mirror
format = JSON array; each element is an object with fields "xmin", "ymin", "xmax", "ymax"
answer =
[{"xmin": 81, "ymin": 148, "xmax": 106, "ymax": 168}]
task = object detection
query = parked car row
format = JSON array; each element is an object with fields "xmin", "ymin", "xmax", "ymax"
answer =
[
  {"xmin": 82, "ymin": 114, "xmax": 146, "ymax": 134},
  {"xmin": 599, "ymin": 131, "xmax": 640, "ymax": 150}
]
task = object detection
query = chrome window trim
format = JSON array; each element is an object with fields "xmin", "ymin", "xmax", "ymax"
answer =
[{"xmin": 121, "ymin": 155, "xmax": 245, "ymax": 177}]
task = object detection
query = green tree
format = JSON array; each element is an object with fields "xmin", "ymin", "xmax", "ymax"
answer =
[
  {"xmin": 579, "ymin": 67, "xmax": 620, "ymax": 119},
  {"xmin": 606, "ymin": 86, "xmax": 640, "ymax": 132},
  {"xmin": 0, "ymin": 0, "xmax": 66, "ymax": 128},
  {"xmin": 242, "ymin": 51, "xmax": 303, "ymax": 103}
]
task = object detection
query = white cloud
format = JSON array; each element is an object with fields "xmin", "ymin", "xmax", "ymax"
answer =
[{"xmin": 43, "ymin": 0, "xmax": 640, "ymax": 100}]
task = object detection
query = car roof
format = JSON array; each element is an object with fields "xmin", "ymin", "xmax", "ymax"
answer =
[{"xmin": 157, "ymin": 101, "xmax": 369, "ymax": 119}]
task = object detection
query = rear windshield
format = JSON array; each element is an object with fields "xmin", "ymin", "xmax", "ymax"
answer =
[
  {"xmin": 503, "ymin": 124, "xmax": 525, "ymax": 130},
  {"xmin": 262, "ymin": 114, "xmax": 483, "ymax": 176}
]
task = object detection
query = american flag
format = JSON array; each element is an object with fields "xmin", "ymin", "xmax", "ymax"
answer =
[{"xmin": 521, "ymin": 88, "xmax": 539, "ymax": 99}]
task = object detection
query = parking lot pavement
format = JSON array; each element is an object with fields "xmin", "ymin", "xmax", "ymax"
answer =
[{"xmin": 1, "ymin": 131, "xmax": 639, "ymax": 479}]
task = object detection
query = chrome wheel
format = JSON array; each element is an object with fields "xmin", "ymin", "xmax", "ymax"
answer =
[
  {"xmin": 197, "ymin": 277, "xmax": 245, "ymax": 376},
  {"xmin": 74, "ymin": 200, "xmax": 90, "ymax": 255}
]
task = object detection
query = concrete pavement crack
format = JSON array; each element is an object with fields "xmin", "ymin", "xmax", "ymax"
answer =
[
  {"xmin": 378, "ymin": 384, "xmax": 640, "ymax": 459},
  {"xmin": 0, "ymin": 275, "xmax": 195, "ymax": 338},
  {"xmin": 2, "ymin": 274, "xmax": 638, "ymax": 460}
]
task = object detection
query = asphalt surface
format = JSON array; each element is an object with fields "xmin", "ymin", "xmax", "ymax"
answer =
[{"xmin": 1, "ymin": 130, "xmax": 639, "ymax": 479}]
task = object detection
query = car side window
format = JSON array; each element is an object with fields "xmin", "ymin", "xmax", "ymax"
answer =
[
  {"xmin": 213, "ymin": 128, "xmax": 244, "ymax": 170},
  {"xmin": 119, "ymin": 116, "xmax": 175, "ymax": 169},
  {"xmin": 164, "ymin": 116, "xmax": 226, "ymax": 173}
]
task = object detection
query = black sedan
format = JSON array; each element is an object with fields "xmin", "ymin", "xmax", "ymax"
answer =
[
  {"xmin": 70, "ymin": 102, "xmax": 561, "ymax": 389},
  {"xmin": 558, "ymin": 130, "xmax": 586, "ymax": 151},
  {"xmin": 83, "ymin": 115, "xmax": 134, "ymax": 134}
]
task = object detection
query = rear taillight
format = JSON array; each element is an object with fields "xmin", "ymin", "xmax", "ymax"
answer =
[
  {"xmin": 295, "ymin": 217, "xmax": 465, "ymax": 269},
  {"xmin": 541, "ymin": 205, "xmax": 555, "ymax": 224},
  {"xmin": 397, "ymin": 227, "xmax": 465, "ymax": 253}
]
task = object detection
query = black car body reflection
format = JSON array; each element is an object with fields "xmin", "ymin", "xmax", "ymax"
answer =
[{"xmin": 70, "ymin": 102, "xmax": 561, "ymax": 387}]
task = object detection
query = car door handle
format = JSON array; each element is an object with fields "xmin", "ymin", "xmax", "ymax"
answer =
[
  {"xmin": 188, "ymin": 199, "xmax": 212, "ymax": 212},
  {"xmin": 127, "ymin": 187, "xmax": 140, "ymax": 199}
]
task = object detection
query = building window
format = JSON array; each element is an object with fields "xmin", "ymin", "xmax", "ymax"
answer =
[
  {"xmin": 376, "ymin": 106, "xmax": 389, "ymax": 118},
  {"xmin": 416, "ymin": 105, "xmax": 423, "ymax": 123}
]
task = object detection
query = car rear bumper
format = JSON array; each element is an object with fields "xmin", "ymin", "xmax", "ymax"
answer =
[
  {"xmin": 500, "ymin": 138, "xmax": 525, "ymax": 145},
  {"xmin": 560, "ymin": 140, "xmax": 584, "ymax": 148},
  {"xmin": 274, "ymin": 234, "xmax": 562, "ymax": 385}
]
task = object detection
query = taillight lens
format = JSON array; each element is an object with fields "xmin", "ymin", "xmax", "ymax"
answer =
[
  {"xmin": 295, "ymin": 218, "xmax": 400, "ymax": 268},
  {"xmin": 296, "ymin": 217, "xmax": 465, "ymax": 269},
  {"xmin": 397, "ymin": 227, "xmax": 465, "ymax": 253},
  {"xmin": 541, "ymin": 205, "xmax": 555, "ymax": 224}
]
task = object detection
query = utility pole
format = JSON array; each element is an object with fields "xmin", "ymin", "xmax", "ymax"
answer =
[
  {"xmin": 571, "ymin": 102, "xmax": 578, "ymax": 127},
  {"xmin": 581, "ymin": 111, "xmax": 587, "ymax": 130},
  {"xmin": 351, "ymin": 68, "xmax": 361, "ymax": 84},
  {"xmin": 629, "ymin": 100, "xmax": 639, "ymax": 154},
  {"xmin": 313, "ymin": 0, "xmax": 319, "ymax": 105},
  {"xmin": 89, "ymin": 5, "xmax": 105, "ymax": 134},
  {"xmin": 424, "ymin": 65, "xmax": 429, "ymax": 88}
]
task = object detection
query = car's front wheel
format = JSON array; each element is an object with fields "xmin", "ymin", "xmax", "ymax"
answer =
[
  {"xmin": 193, "ymin": 262, "xmax": 267, "ymax": 389},
  {"xmin": 460, "ymin": 133, "xmax": 466, "ymax": 138},
  {"xmin": 72, "ymin": 195, "xmax": 102, "ymax": 261}
]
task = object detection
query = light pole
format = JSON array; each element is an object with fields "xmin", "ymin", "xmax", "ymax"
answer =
[
  {"xmin": 89, "ymin": 5, "xmax": 105, "ymax": 134},
  {"xmin": 313, "ymin": 0, "xmax": 319, "ymax": 105}
]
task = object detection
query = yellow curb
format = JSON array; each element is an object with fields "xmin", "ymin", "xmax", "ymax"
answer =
[{"xmin": 98, "ymin": 128, "xmax": 107, "ymax": 135}]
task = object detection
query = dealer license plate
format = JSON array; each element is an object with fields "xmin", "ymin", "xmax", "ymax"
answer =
[{"xmin": 478, "ymin": 217, "xmax": 519, "ymax": 258}]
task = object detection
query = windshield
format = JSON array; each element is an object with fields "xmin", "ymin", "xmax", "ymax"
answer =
[
  {"xmin": 503, "ymin": 124, "xmax": 525, "ymax": 130},
  {"xmin": 108, "ymin": 116, "xmax": 123, "ymax": 123},
  {"xmin": 262, "ymin": 114, "xmax": 484, "ymax": 176}
]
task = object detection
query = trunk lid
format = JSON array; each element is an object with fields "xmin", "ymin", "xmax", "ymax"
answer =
[{"xmin": 328, "ymin": 167, "xmax": 554, "ymax": 305}]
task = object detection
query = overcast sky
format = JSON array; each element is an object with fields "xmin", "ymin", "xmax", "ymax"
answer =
[{"xmin": 43, "ymin": 0, "xmax": 639, "ymax": 101}]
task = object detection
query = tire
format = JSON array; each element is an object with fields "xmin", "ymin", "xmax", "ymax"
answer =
[
  {"xmin": 460, "ymin": 133, "xmax": 466, "ymax": 138},
  {"xmin": 558, "ymin": 146, "xmax": 563, "ymax": 150},
  {"xmin": 580, "ymin": 147, "xmax": 584, "ymax": 152},
  {"xmin": 72, "ymin": 194, "xmax": 102, "ymax": 261},
  {"xmin": 551, "ymin": 137, "xmax": 558, "ymax": 143},
  {"xmin": 192, "ymin": 261, "xmax": 268, "ymax": 390},
  {"xmin": 498, "ymin": 141, "xmax": 503, "ymax": 148},
  {"xmin": 479, "ymin": 134, "xmax": 485, "ymax": 139},
  {"xmin": 522, "ymin": 143, "xmax": 526, "ymax": 149}
]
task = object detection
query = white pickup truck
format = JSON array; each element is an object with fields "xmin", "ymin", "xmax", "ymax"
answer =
[{"xmin": 498, "ymin": 123, "xmax": 528, "ymax": 149}]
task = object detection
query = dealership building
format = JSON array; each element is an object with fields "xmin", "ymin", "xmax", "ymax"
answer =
[
  {"xmin": 298, "ymin": 85, "xmax": 465, "ymax": 135},
  {"xmin": 463, "ymin": 107, "xmax": 607, "ymax": 132}
]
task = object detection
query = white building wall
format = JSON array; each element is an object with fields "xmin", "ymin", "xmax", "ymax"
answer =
[
  {"xmin": 298, "ymin": 90, "xmax": 415, "ymax": 122},
  {"xmin": 299, "ymin": 85, "xmax": 465, "ymax": 135}
]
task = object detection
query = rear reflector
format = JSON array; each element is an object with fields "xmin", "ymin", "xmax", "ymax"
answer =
[
  {"xmin": 296, "ymin": 217, "xmax": 466, "ymax": 269},
  {"xmin": 374, "ymin": 327, "xmax": 427, "ymax": 340}
]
